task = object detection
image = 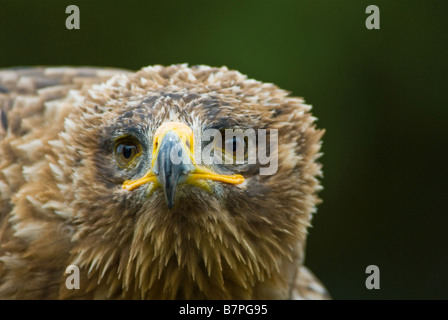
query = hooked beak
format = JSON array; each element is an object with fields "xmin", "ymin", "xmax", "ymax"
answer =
[
  {"xmin": 122, "ymin": 122, "xmax": 244, "ymax": 208},
  {"xmin": 152, "ymin": 130, "xmax": 194, "ymax": 208}
]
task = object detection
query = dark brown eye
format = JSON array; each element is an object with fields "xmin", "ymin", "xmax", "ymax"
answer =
[
  {"xmin": 115, "ymin": 139, "xmax": 141, "ymax": 167},
  {"xmin": 225, "ymin": 136, "xmax": 248, "ymax": 158},
  {"xmin": 219, "ymin": 129, "xmax": 249, "ymax": 161}
]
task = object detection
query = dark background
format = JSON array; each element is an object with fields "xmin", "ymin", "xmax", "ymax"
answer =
[{"xmin": 1, "ymin": 0, "xmax": 446, "ymax": 299}]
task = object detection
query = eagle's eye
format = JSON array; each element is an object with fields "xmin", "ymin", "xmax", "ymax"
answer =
[
  {"xmin": 220, "ymin": 129, "xmax": 249, "ymax": 161},
  {"xmin": 114, "ymin": 138, "xmax": 142, "ymax": 168}
]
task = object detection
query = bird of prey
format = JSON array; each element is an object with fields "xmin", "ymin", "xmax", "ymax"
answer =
[{"xmin": 0, "ymin": 64, "xmax": 328, "ymax": 299}]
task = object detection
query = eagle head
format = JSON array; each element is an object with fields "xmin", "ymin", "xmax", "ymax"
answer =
[{"xmin": 0, "ymin": 64, "xmax": 324, "ymax": 299}]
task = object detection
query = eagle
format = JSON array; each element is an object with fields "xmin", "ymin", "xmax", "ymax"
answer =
[{"xmin": 0, "ymin": 64, "xmax": 328, "ymax": 299}]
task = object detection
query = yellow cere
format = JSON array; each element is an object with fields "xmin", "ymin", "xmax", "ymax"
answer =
[{"xmin": 151, "ymin": 121, "xmax": 195, "ymax": 168}]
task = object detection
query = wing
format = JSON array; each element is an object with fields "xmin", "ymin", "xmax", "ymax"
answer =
[
  {"xmin": 291, "ymin": 266, "xmax": 331, "ymax": 300},
  {"xmin": 0, "ymin": 66, "xmax": 129, "ymax": 298}
]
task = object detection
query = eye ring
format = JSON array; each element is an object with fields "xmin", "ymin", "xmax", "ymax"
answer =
[{"xmin": 114, "ymin": 137, "xmax": 142, "ymax": 168}]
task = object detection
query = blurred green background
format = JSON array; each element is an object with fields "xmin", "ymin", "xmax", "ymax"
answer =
[{"xmin": 1, "ymin": 0, "xmax": 447, "ymax": 299}]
